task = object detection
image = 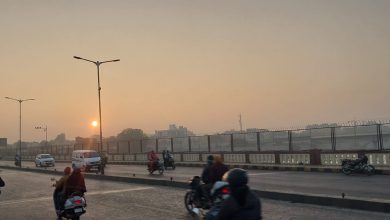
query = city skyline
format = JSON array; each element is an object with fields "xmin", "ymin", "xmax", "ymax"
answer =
[{"xmin": 1, "ymin": 0, "xmax": 390, "ymax": 143}]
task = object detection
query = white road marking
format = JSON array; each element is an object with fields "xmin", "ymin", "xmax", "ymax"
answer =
[
  {"xmin": 248, "ymin": 172, "xmax": 277, "ymax": 176},
  {"xmin": 0, "ymin": 186, "xmax": 153, "ymax": 206}
]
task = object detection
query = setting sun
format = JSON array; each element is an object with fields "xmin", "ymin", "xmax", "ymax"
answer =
[{"xmin": 91, "ymin": 121, "xmax": 98, "ymax": 127}]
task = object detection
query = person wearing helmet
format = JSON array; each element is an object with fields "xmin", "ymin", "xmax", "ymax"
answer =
[
  {"xmin": 217, "ymin": 168, "xmax": 261, "ymax": 220},
  {"xmin": 53, "ymin": 167, "xmax": 71, "ymax": 219}
]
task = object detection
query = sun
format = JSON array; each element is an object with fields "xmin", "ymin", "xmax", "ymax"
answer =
[{"xmin": 91, "ymin": 121, "xmax": 98, "ymax": 127}]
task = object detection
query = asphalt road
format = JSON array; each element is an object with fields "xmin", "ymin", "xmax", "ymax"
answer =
[
  {"xmin": 1, "ymin": 160, "xmax": 390, "ymax": 202},
  {"xmin": 0, "ymin": 169, "xmax": 389, "ymax": 220}
]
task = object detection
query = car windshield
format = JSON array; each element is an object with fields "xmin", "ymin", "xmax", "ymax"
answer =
[
  {"xmin": 41, "ymin": 155, "xmax": 52, "ymax": 159},
  {"xmin": 83, "ymin": 152, "xmax": 99, "ymax": 158}
]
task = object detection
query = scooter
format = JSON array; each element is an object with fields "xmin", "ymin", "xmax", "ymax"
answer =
[{"xmin": 51, "ymin": 178, "xmax": 87, "ymax": 220}]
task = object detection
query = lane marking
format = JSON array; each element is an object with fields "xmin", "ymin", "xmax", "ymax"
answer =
[
  {"xmin": 248, "ymin": 172, "xmax": 278, "ymax": 176},
  {"xmin": 0, "ymin": 186, "xmax": 153, "ymax": 206}
]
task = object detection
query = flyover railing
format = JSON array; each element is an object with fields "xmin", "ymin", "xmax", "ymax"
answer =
[{"xmin": 1, "ymin": 123, "xmax": 390, "ymax": 167}]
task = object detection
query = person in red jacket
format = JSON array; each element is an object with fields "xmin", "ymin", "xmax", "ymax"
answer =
[{"xmin": 147, "ymin": 150, "xmax": 159, "ymax": 171}]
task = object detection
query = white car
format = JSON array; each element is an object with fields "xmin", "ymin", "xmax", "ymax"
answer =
[
  {"xmin": 72, "ymin": 150, "xmax": 101, "ymax": 171},
  {"xmin": 35, "ymin": 154, "xmax": 55, "ymax": 167}
]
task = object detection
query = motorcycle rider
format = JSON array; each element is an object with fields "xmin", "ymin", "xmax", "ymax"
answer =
[
  {"xmin": 64, "ymin": 168, "xmax": 87, "ymax": 198},
  {"xmin": 209, "ymin": 155, "xmax": 229, "ymax": 184},
  {"xmin": 193, "ymin": 155, "xmax": 215, "ymax": 206},
  {"xmin": 14, "ymin": 154, "xmax": 20, "ymax": 166},
  {"xmin": 53, "ymin": 167, "xmax": 71, "ymax": 219},
  {"xmin": 147, "ymin": 150, "xmax": 159, "ymax": 171},
  {"xmin": 217, "ymin": 168, "xmax": 261, "ymax": 220}
]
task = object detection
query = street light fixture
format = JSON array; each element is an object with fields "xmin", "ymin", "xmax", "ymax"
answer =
[
  {"xmin": 73, "ymin": 56, "xmax": 120, "ymax": 153},
  {"xmin": 5, "ymin": 96, "xmax": 35, "ymax": 167}
]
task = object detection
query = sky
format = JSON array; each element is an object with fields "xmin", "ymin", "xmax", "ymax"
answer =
[{"xmin": 1, "ymin": 0, "xmax": 390, "ymax": 143}]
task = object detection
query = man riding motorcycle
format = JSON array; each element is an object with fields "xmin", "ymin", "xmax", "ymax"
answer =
[
  {"xmin": 196, "ymin": 155, "xmax": 214, "ymax": 204},
  {"xmin": 209, "ymin": 155, "xmax": 229, "ymax": 184},
  {"xmin": 53, "ymin": 167, "xmax": 71, "ymax": 219},
  {"xmin": 217, "ymin": 168, "xmax": 262, "ymax": 220}
]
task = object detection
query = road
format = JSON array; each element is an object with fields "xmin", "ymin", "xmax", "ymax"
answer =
[
  {"xmin": 0, "ymin": 168, "xmax": 389, "ymax": 220},
  {"xmin": 1, "ymin": 160, "xmax": 390, "ymax": 202}
]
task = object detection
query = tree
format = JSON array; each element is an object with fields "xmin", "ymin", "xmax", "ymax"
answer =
[{"xmin": 116, "ymin": 128, "xmax": 147, "ymax": 141}]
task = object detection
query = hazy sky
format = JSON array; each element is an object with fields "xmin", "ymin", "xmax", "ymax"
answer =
[{"xmin": 1, "ymin": 0, "xmax": 390, "ymax": 143}]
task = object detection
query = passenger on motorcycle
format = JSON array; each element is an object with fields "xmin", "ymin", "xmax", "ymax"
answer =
[
  {"xmin": 147, "ymin": 150, "xmax": 159, "ymax": 171},
  {"xmin": 53, "ymin": 167, "xmax": 71, "ymax": 219},
  {"xmin": 217, "ymin": 168, "xmax": 262, "ymax": 220},
  {"xmin": 64, "ymin": 168, "xmax": 87, "ymax": 198}
]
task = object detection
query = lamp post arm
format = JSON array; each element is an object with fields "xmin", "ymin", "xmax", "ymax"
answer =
[
  {"xmin": 73, "ymin": 56, "xmax": 97, "ymax": 65},
  {"xmin": 100, "ymin": 59, "xmax": 120, "ymax": 64}
]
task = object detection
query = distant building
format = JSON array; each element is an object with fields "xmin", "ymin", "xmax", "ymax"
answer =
[
  {"xmin": 0, "ymin": 138, "xmax": 7, "ymax": 148},
  {"xmin": 155, "ymin": 124, "xmax": 194, "ymax": 138}
]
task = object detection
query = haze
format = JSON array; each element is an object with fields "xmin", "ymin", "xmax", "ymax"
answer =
[{"xmin": 1, "ymin": 0, "xmax": 390, "ymax": 143}]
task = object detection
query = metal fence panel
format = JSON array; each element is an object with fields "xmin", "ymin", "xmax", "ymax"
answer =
[
  {"xmin": 142, "ymin": 139, "xmax": 156, "ymax": 152},
  {"xmin": 383, "ymin": 124, "xmax": 390, "ymax": 150},
  {"xmin": 172, "ymin": 137, "xmax": 189, "ymax": 152},
  {"xmin": 158, "ymin": 138, "xmax": 172, "ymax": 152},
  {"xmin": 190, "ymin": 136, "xmax": 209, "ymax": 152},
  {"xmin": 129, "ymin": 139, "xmax": 141, "ymax": 153},
  {"xmin": 260, "ymin": 131, "xmax": 289, "ymax": 151},
  {"xmin": 233, "ymin": 133, "xmax": 257, "ymax": 151},
  {"xmin": 354, "ymin": 125, "xmax": 378, "ymax": 150},
  {"xmin": 210, "ymin": 134, "xmax": 231, "ymax": 152},
  {"xmin": 118, "ymin": 141, "xmax": 129, "ymax": 154},
  {"xmin": 292, "ymin": 130, "xmax": 311, "ymax": 151},
  {"xmin": 310, "ymin": 128, "xmax": 332, "ymax": 150}
]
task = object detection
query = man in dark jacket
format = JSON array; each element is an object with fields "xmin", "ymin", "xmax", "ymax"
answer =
[
  {"xmin": 209, "ymin": 155, "xmax": 229, "ymax": 184},
  {"xmin": 217, "ymin": 168, "xmax": 261, "ymax": 220},
  {"xmin": 196, "ymin": 155, "xmax": 214, "ymax": 203}
]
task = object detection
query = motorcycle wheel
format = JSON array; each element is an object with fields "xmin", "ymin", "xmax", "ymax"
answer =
[
  {"xmin": 365, "ymin": 165, "xmax": 375, "ymax": 176},
  {"xmin": 172, "ymin": 162, "xmax": 176, "ymax": 170},
  {"xmin": 342, "ymin": 166, "xmax": 352, "ymax": 175},
  {"xmin": 184, "ymin": 191, "xmax": 196, "ymax": 214},
  {"xmin": 158, "ymin": 166, "xmax": 164, "ymax": 175}
]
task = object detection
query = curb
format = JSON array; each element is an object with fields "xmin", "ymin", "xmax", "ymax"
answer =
[{"xmin": 1, "ymin": 165, "xmax": 389, "ymax": 213}]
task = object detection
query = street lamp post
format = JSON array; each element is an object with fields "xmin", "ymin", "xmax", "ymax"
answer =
[
  {"xmin": 73, "ymin": 56, "xmax": 120, "ymax": 153},
  {"xmin": 5, "ymin": 96, "xmax": 35, "ymax": 167},
  {"xmin": 35, "ymin": 125, "xmax": 48, "ymax": 149}
]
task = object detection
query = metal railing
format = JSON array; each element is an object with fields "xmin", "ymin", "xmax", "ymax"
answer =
[{"xmin": 1, "ymin": 123, "xmax": 390, "ymax": 158}]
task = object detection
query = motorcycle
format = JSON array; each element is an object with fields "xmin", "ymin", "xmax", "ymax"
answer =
[
  {"xmin": 51, "ymin": 178, "xmax": 87, "ymax": 220},
  {"xmin": 164, "ymin": 154, "xmax": 176, "ymax": 170},
  {"xmin": 184, "ymin": 176, "xmax": 230, "ymax": 218},
  {"xmin": 147, "ymin": 159, "xmax": 164, "ymax": 175},
  {"xmin": 341, "ymin": 156, "xmax": 375, "ymax": 175}
]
